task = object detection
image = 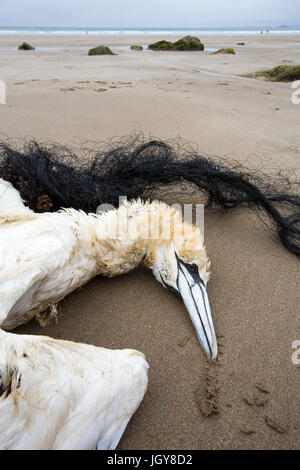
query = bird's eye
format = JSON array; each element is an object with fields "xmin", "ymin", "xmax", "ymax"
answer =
[{"xmin": 188, "ymin": 263, "xmax": 198, "ymax": 274}]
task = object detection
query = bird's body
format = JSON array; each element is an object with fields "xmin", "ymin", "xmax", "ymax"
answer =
[
  {"xmin": 0, "ymin": 175, "xmax": 215, "ymax": 450},
  {"xmin": 0, "ymin": 329, "xmax": 148, "ymax": 450}
]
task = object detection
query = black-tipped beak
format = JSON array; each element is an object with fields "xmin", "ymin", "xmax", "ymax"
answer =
[{"xmin": 163, "ymin": 256, "xmax": 218, "ymax": 360}]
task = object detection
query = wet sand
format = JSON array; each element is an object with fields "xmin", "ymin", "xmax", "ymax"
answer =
[{"xmin": 0, "ymin": 33, "xmax": 300, "ymax": 449}]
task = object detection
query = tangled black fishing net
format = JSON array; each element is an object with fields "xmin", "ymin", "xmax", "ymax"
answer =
[{"xmin": 0, "ymin": 136, "xmax": 300, "ymax": 256}]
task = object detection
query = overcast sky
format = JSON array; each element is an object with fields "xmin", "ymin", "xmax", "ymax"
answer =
[{"xmin": 0, "ymin": 0, "xmax": 299, "ymax": 28}]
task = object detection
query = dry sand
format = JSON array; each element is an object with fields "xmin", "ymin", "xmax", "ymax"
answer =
[{"xmin": 0, "ymin": 33, "xmax": 299, "ymax": 449}]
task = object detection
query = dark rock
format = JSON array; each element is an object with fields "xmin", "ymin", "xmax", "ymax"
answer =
[
  {"xmin": 214, "ymin": 48, "xmax": 235, "ymax": 54},
  {"xmin": 130, "ymin": 45, "xmax": 143, "ymax": 51},
  {"xmin": 243, "ymin": 64, "xmax": 300, "ymax": 82},
  {"xmin": 173, "ymin": 36, "xmax": 204, "ymax": 51},
  {"xmin": 88, "ymin": 45, "xmax": 116, "ymax": 56},
  {"xmin": 148, "ymin": 36, "xmax": 204, "ymax": 51},
  {"xmin": 148, "ymin": 40, "xmax": 175, "ymax": 50},
  {"xmin": 18, "ymin": 42, "xmax": 35, "ymax": 51}
]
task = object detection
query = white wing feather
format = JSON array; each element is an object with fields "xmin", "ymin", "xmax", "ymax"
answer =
[{"xmin": 0, "ymin": 331, "xmax": 148, "ymax": 450}]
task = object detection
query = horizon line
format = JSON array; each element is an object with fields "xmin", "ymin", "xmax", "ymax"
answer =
[{"xmin": 0, "ymin": 24, "xmax": 299, "ymax": 29}]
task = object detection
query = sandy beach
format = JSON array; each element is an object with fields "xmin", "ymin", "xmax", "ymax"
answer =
[{"xmin": 0, "ymin": 33, "xmax": 300, "ymax": 449}]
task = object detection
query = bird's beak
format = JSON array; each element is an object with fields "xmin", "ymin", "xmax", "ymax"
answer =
[{"xmin": 169, "ymin": 256, "xmax": 218, "ymax": 360}]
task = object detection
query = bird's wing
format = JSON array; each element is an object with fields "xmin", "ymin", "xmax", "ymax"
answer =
[
  {"xmin": 0, "ymin": 179, "xmax": 33, "ymax": 220},
  {"xmin": 96, "ymin": 419, "xmax": 131, "ymax": 450},
  {"xmin": 0, "ymin": 333, "xmax": 148, "ymax": 450},
  {"xmin": 53, "ymin": 346, "xmax": 148, "ymax": 450},
  {"xmin": 0, "ymin": 268, "xmax": 44, "ymax": 328},
  {"xmin": 0, "ymin": 210, "xmax": 95, "ymax": 329}
]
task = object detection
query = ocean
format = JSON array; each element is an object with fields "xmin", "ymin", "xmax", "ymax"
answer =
[{"xmin": 0, "ymin": 26, "xmax": 300, "ymax": 36}]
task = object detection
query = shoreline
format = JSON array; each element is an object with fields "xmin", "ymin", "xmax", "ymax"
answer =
[{"xmin": 1, "ymin": 26, "xmax": 300, "ymax": 36}]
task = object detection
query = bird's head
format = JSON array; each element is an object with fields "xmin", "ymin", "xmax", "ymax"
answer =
[{"xmin": 143, "ymin": 202, "xmax": 218, "ymax": 360}]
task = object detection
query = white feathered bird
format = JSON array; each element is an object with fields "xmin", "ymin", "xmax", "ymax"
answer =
[{"xmin": 0, "ymin": 177, "xmax": 217, "ymax": 449}]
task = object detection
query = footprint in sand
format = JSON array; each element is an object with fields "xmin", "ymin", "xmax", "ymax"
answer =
[
  {"xmin": 243, "ymin": 394, "xmax": 269, "ymax": 407},
  {"xmin": 239, "ymin": 425, "xmax": 256, "ymax": 435},
  {"xmin": 264, "ymin": 414, "xmax": 288, "ymax": 434},
  {"xmin": 255, "ymin": 381, "xmax": 271, "ymax": 394},
  {"xmin": 241, "ymin": 380, "xmax": 291, "ymax": 435},
  {"xmin": 280, "ymin": 146, "xmax": 300, "ymax": 154},
  {"xmin": 177, "ymin": 335, "xmax": 191, "ymax": 347},
  {"xmin": 242, "ymin": 380, "xmax": 271, "ymax": 408}
]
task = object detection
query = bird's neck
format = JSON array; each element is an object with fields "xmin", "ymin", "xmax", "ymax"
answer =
[
  {"xmin": 92, "ymin": 199, "xmax": 187, "ymax": 277},
  {"xmin": 93, "ymin": 201, "xmax": 154, "ymax": 277}
]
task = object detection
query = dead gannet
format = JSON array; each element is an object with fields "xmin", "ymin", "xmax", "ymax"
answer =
[
  {"xmin": 0, "ymin": 176, "xmax": 214, "ymax": 449},
  {"xmin": 0, "ymin": 177, "xmax": 217, "ymax": 358}
]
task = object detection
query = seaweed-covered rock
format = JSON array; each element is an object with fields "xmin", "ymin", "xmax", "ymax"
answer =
[
  {"xmin": 173, "ymin": 36, "xmax": 204, "ymax": 50},
  {"xmin": 148, "ymin": 36, "xmax": 204, "ymax": 51},
  {"xmin": 148, "ymin": 40, "xmax": 175, "ymax": 50},
  {"xmin": 130, "ymin": 45, "xmax": 143, "ymax": 51},
  {"xmin": 18, "ymin": 42, "xmax": 35, "ymax": 50},
  {"xmin": 88, "ymin": 45, "xmax": 116, "ymax": 56},
  {"xmin": 214, "ymin": 48, "xmax": 235, "ymax": 54},
  {"xmin": 246, "ymin": 65, "xmax": 300, "ymax": 82},
  {"xmin": 242, "ymin": 65, "xmax": 300, "ymax": 82}
]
